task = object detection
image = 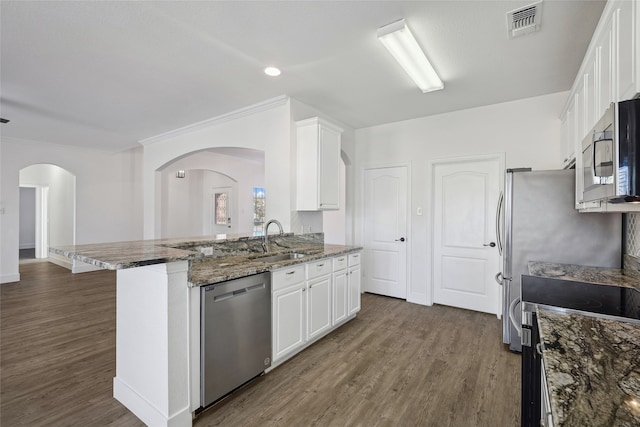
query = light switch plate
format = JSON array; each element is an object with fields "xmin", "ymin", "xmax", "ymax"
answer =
[{"xmin": 416, "ymin": 207, "xmax": 423, "ymax": 216}]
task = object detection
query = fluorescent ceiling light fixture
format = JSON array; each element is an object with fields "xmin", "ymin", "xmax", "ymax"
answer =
[
  {"xmin": 377, "ymin": 19, "xmax": 443, "ymax": 93},
  {"xmin": 264, "ymin": 66, "xmax": 281, "ymax": 77}
]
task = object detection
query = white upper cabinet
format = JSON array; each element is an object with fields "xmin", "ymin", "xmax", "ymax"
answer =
[
  {"xmin": 296, "ymin": 117, "xmax": 343, "ymax": 211},
  {"xmin": 617, "ymin": 0, "xmax": 638, "ymax": 101},
  {"xmin": 562, "ymin": 0, "xmax": 640, "ymax": 211}
]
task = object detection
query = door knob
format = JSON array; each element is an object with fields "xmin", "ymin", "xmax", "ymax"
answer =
[
  {"xmin": 395, "ymin": 237, "xmax": 406, "ymax": 242},
  {"xmin": 483, "ymin": 242, "xmax": 496, "ymax": 247}
]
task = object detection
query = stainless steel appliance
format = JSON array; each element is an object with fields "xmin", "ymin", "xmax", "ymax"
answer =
[
  {"xmin": 582, "ymin": 98, "xmax": 640, "ymax": 203},
  {"xmin": 520, "ymin": 275, "xmax": 640, "ymax": 426},
  {"xmin": 200, "ymin": 272, "xmax": 272, "ymax": 408},
  {"xmin": 500, "ymin": 169, "xmax": 622, "ymax": 352}
]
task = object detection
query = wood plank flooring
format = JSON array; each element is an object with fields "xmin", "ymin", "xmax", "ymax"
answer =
[{"xmin": 1, "ymin": 262, "xmax": 520, "ymax": 427}]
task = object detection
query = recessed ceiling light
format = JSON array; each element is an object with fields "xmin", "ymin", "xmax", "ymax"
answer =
[{"xmin": 264, "ymin": 67, "xmax": 281, "ymax": 77}]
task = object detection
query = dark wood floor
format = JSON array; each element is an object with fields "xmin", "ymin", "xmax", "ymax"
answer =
[{"xmin": 1, "ymin": 262, "xmax": 520, "ymax": 427}]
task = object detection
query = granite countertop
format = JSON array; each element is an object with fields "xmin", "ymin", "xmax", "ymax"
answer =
[
  {"xmin": 537, "ymin": 308, "xmax": 640, "ymax": 426},
  {"xmin": 50, "ymin": 233, "xmax": 362, "ymax": 287},
  {"xmin": 529, "ymin": 261, "xmax": 640, "ymax": 290},
  {"xmin": 49, "ymin": 232, "xmax": 295, "ymax": 270},
  {"xmin": 189, "ymin": 244, "xmax": 360, "ymax": 286}
]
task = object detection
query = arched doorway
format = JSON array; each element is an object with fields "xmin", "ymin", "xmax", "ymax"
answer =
[
  {"xmin": 19, "ymin": 164, "xmax": 75, "ymax": 268},
  {"xmin": 158, "ymin": 148, "xmax": 265, "ymax": 238}
]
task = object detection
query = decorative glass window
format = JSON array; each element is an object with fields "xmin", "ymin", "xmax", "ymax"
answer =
[
  {"xmin": 215, "ymin": 192, "xmax": 228, "ymax": 225},
  {"xmin": 253, "ymin": 187, "xmax": 266, "ymax": 233}
]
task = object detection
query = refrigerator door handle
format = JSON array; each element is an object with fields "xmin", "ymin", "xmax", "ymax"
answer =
[
  {"xmin": 508, "ymin": 297, "xmax": 522, "ymax": 337},
  {"xmin": 495, "ymin": 272, "xmax": 503, "ymax": 285},
  {"xmin": 495, "ymin": 191, "xmax": 504, "ymax": 256}
]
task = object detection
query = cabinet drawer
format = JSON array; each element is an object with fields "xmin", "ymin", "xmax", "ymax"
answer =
[
  {"xmin": 272, "ymin": 265, "xmax": 305, "ymax": 290},
  {"xmin": 333, "ymin": 255, "xmax": 347, "ymax": 271},
  {"xmin": 307, "ymin": 259, "xmax": 332, "ymax": 280},
  {"xmin": 348, "ymin": 252, "xmax": 361, "ymax": 266}
]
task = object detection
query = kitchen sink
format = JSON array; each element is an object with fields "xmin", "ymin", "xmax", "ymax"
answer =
[{"xmin": 254, "ymin": 252, "xmax": 306, "ymax": 263}]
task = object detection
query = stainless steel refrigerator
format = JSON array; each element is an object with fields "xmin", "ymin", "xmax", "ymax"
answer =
[{"xmin": 500, "ymin": 169, "xmax": 622, "ymax": 352}]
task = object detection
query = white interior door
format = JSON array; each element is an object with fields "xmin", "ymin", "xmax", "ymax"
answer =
[
  {"xmin": 432, "ymin": 156, "xmax": 502, "ymax": 315},
  {"xmin": 363, "ymin": 167, "xmax": 408, "ymax": 299},
  {"xmin": 212, "ymin": 186, "xmax": 234, "ymax": 234}
]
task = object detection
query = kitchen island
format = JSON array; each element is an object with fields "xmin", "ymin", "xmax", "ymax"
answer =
[{"xmin": 50, "ymin": 233, "xmax": 362, "ymax": 427}]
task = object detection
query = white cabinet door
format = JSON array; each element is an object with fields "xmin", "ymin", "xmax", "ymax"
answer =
[
  {"xmin": 597, "ymin": 10, "xmax": 615, "ymax": 117},
  {"xmin": 348, "ymin": 265, "xmax": 361, "ymax": 316},
  {"xmin": 296, "ymin": 117, "xmax": 343, "ymax": 211},
  {"xmin": 318, "ymin": 126, "xmax": 341, "ymax": 209},
  {"xmin": 272, "ymin": 282, "xmax": 307, "ymax": 362},
  {"xmin": 307, "ymin": 275, "xmax": 332, "ymax": 340},
  {"xmin": 617, "ymin": 0, "xmax": 637, "ymax": 101},
  {"xmin": 332, "ymin": 269, "xmax": 348, "ymax": 325}
]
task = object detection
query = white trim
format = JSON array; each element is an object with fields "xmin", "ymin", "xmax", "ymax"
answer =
[
  {"xmin": 359, "ymin": 162, "xmax": 412, "ymax": 302},
  {"xmin": 48, "ymin": 255, "xmax": 72, "ymax": 271},
  {"xmin": 113, "ymin": 377, "xmax": 192, "ymax": 427},
  {"xmin": 1, "ymin": 274, "xmax": 20, "ymax": 284},
  {"xmin": 139, "ymin": 95, "xmax": 290, "ymax": 146},
  {"xmin": 426, "ymin": 153, "xmax": 506, "ymax": 308},
  {"xmin": 19, "ymin": 244, "xmax": 36, "ymax": 250},
  {"xmin": 72, "ymin": 260, "xmax": 102, "ymax": 274}
]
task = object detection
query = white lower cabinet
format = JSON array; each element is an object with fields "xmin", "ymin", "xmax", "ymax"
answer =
[
  {"xmin": 348, "ymin": 253, "xmax": 361, "ymax": 316},
  {"xmin": 271, "ymin": 251, "xmax": 362, "ymax": 365},
  {"xmin": 272, "ymin": 266, "xmax": 307, "ymax": 362},
  {"xmin": 307, "ymin": 274, "xmax": 332, "ymax": 341},
  {"xmin": 332, "ymin": 256, "xmax": 348, "ymax": 325}
]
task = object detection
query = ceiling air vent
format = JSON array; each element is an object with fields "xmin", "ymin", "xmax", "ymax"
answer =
[{"xmin": 507, "ymin": 1, "xmax": 543, "ymax": 38}]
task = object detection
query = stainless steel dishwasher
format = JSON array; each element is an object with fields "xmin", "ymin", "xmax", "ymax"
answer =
[{"xmin": 200, "ymin": 272, "xmax": 271, "ymax": 408}]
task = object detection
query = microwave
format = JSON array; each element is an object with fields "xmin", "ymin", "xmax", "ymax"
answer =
[{"xmin": 582, "ymin": 98, "xmax": 640, "ymax": 203}]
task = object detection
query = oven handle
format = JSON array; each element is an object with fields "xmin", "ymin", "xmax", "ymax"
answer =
[{"xmin": 508, "ymin": 297, "xmax": 522, "ymax": 336}]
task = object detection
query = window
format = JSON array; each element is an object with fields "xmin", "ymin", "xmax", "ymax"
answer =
[
  {"xmin": 253, "ymin": 187, "xmax": 266, "ymax": 233},
  {"xmin": 215, "ymin": 192, "xmax": 228, "ymax": 225}
]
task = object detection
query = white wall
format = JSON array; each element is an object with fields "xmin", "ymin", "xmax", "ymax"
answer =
[
  {"xmin": 19, "ymin": 187, "xmax": 36, "ymax": 249},
  {"xmin": 354, "ymin": 91, "xmax": 568, "ymax": 305},
  {"xmin": 159, "ymin": 150, "xmax": 264, "ymax": 238},
  {"xmin": 0, "ymin": 137, "xmax": 143, "ymax": 283},
  {"xmin": 141, "ymin": 97, "xmax": 291, "ymax": 238}
]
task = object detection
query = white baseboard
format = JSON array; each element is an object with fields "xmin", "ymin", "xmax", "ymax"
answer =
[
  {"xmin": 114, "ymin": 377, "xmax": 192, "ymax": 427},
  {"xmin": 48, "ymin": 255, "xmax": 72, "ymax": 271},
  {"xmin": 19, "ymin": 243, "xmax": 36, "ymax": 250},
  {"xmin": 72, "ymin": 260, "xmax": 102, "ymax": 274},
  {"xmin": 407, "ymin": 291, "xmax": 430, "ymax": 306},
  {"xmin": 1, "ymin": 274, "xmax": 20, "ymax": 284}
]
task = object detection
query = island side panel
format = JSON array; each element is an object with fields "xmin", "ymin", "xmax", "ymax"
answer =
[{"xmin": 113, "ymin": 261, "xmax": 193, "ymax": 427}]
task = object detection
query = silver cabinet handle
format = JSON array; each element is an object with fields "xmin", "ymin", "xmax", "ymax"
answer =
[
  {"xmin": 536, "ymin": 343, "xmax": 543, "ymax": 356},
  {"xmin": 317, "ymin": 264, "xmax": 325, "ymax": 268},
  {"xmin": 286, "ymin": 271, "xmax": 295, "ymax": 275}
]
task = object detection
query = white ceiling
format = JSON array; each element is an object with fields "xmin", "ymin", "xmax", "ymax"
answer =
[{"xmin": 1, "ymin": 1, "xmax": 605, "ymax": 153}]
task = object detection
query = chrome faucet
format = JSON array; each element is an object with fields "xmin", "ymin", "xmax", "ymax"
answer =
[{"xmin": 262, "ymin": 219, "xmax": 284, "ymax": 253}]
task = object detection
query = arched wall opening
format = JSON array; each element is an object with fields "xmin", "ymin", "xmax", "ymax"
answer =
[
  {"xmin": 19, "ymin": 164, "xmax": 76, "ymax": 268},
  {"xmin": 157, "ymin": 148, "xmax": 265, "ymax": 238}
]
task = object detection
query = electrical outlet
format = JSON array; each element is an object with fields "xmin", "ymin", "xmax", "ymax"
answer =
[
  {"xmin": 417, "ymin": 207, "xmax": 423, "ymax": 216},
  {"xmin": 0, "ymin": 207, "xmax": 5, "ymax": 215}
]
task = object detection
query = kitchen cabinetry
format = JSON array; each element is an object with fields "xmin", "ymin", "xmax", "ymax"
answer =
[
  {"xmin": 296, "ymin": 117, "xmax": 343, "ymax": 211},
  {"xmin": 271, "ymin": 251, "xmax": 362, "ymax": 366},
  {"xmin": 332, "ymin": 256, "xmax": 348, "ymax": 325},
  {"xmin": 561, "ymin": 0, "xmax": 640, "ymax": 212},
  {"xmin": 272, "ymin": 266, "xmax": 307, "ymax": 362},
  {"xmin": 348, "ymin": 253, "xmax": 361, "ymax": 315},
  {"xmin": 307, "ymin": 259, "xmax": 332, "ymax": 341}
]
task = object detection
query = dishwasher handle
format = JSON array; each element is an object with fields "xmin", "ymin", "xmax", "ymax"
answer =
[{"xmin": 212, "ymin": 283, "xmax": 266, "ymax": 303}]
